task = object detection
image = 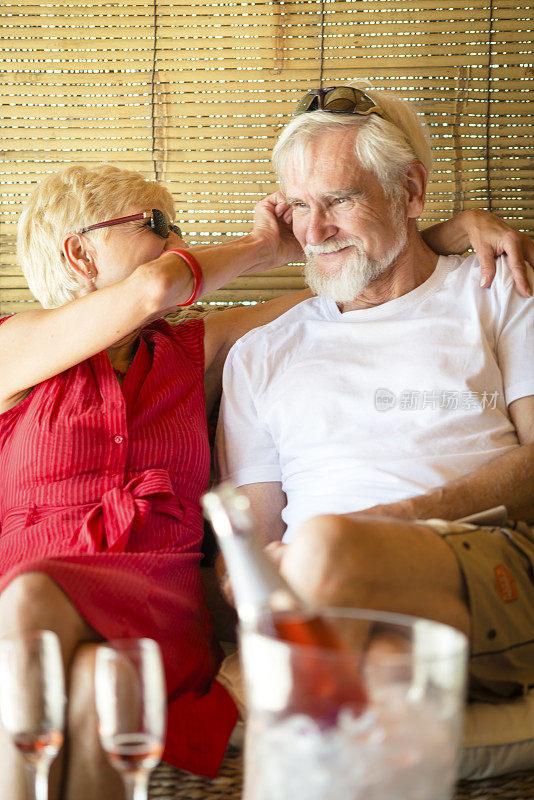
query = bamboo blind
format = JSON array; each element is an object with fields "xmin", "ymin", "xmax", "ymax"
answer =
[{"xmin": 1, "ymin": 0, "xmax": 533, "ymax": 313}]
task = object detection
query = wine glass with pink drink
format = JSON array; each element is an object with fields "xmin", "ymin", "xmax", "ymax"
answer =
[
  {"xmin": 94, "ymin": 638, "xmax": 166, "ymax": 800},
  {"xmin": 0, "ymin": 629, "xmax": 66, "ymax": 800}
]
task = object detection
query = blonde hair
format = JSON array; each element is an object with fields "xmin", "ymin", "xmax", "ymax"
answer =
[
  {"xmin": 272, "ymin": 89, "xmax": 433, "ymax": 197},
  {"xmin": 17, "ymin": 164, "xmax": 175, "ymax": 308}
]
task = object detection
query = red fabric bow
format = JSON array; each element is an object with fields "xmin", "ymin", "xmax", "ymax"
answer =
[{"xmin": 78, "ymin": 469, "xmax": 180, "ymax": 553}]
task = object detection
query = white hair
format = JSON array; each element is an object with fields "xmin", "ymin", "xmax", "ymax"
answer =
[
  {"xmin": 17, "ymin": 164, "xmax": 175, "ymax": 309},
  {"xmin": 272, "ymin": 89, "xmax": 433, "ymax": 196}
]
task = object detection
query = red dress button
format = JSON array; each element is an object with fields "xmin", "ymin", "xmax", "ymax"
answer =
[{"xmin": 113, "ymin": 435, "xmax": 124, "ymax": 444}]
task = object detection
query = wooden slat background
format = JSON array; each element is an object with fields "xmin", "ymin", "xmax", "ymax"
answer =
[{"xmin": 1, "ymin": 0, "xmax": 533, "ymax": 313}]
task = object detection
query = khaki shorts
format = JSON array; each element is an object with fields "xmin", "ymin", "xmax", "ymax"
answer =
[{"xmin": 425, "ymin": 518, "xmax": 534, "ymax": 701}]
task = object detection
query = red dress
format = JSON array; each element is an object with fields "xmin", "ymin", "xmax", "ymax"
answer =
[{"xmin": 0, "ymin": 316, "xmax": 237, "ymax": 777}]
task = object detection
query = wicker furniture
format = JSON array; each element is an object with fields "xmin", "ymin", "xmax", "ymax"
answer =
[{"xmin": 149, "ymin": 746, "xmax": 534, "ymax": 800}]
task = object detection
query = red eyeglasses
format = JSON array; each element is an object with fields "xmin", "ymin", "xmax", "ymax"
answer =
[{"xmin": 78, "ymin": 209, "xmax": 182, "ymax": 239}]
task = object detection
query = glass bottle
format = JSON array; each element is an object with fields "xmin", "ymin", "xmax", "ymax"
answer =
[{"xmin": 202, "ymin": 483, "xmax": 367, "ymax": 719}]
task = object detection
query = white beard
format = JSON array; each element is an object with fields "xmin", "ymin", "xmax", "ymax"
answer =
[{"xmin": 304, "ymin": 208, "xmax": 408, "ymax": 304}]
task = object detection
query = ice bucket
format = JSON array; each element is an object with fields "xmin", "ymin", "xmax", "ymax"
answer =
[{"xmin": 240, "ymin": 607, "xmax": 468, "ymax": 800}]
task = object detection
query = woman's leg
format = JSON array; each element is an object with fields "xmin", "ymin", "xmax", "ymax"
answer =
[
  {"xmin": 0, "ymin": 571, "xmax": 115, "ymax": 800},
  {"xmin": 60, "ymin": 642, "xmax": 125, "ymax": 800}
]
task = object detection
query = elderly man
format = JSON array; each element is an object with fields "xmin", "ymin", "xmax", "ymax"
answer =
[{"xmin": 217, "ymin": 87, "xmax": 534, "ymax": 700}]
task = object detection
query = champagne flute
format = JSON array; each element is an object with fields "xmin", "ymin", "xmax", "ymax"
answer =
[
  {"xmin": 95, "ymin": 638, "xmax": 166, "ymax": 800},
  {"xmin": 0, "ymin": 629, "xmax": 66, "ymax": 800}
]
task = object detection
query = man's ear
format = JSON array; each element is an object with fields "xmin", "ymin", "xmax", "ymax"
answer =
[
  {"xmin": 404, "ymin": 161, "xmax": 427, "ymax": 219},
  {"xmin": 62, "ymin": 233, "xmax": 97, "ymax": 285}
]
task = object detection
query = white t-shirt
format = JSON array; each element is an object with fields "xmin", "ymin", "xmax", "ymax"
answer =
[{"xmin": 217, "ymin": 254, "xmax": 534, "ymax": 542}]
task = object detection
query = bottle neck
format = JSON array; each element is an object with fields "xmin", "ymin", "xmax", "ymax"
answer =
[{"xmin": 217, "ymin": 532, "xmax": 300, "ymax": 627}]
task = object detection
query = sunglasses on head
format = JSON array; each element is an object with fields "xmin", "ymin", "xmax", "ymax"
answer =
[
  {"xmin": 295, "ymin": 87, "xmax": 385, "ymax": 118},
  {"xmin": 78, "ymin": 209, "xmax": 182, "ymax": 239}
]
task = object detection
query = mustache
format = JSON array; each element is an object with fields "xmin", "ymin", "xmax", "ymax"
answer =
[{"xmin": 304, "ymin": 237, "xmax": 362, "ymax": 256}]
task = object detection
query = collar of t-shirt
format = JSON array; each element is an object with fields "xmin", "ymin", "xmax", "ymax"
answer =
[{"xmin": 319, "ymin": 254, "xmax": 464, "ymax": 322}]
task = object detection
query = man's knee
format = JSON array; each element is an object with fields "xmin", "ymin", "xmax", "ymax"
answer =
[
  {"xmin": 292, "ymin": 513, "xmax": 371, "ymax": 553},
  {"xmin": 280, "ymin": 515, "xmax": 469, "ymax": 636},
  {"xmin": 281, "ymin": 514, "xmax": 381, "ymax": 606}
]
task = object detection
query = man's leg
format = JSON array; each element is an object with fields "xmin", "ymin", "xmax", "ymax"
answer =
[{"xmin": 279, "ymin": 514, "xmax": 470, "ymax": 637}]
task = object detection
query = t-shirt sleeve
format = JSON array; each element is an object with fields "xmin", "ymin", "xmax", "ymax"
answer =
[
  {"xmin": 215, "ymin": 342, "xmax": 282, "ymax": 486},
  {"xmin": 495, "ymin": 261, "xmax": 534, "ymax": 406}
]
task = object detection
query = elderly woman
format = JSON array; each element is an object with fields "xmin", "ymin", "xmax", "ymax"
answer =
[{"xmin": 0, "ymin": 163, "xmax": 530, "ymax": 800}]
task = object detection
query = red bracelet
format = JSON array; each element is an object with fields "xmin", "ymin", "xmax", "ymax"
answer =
[{"xmin": 164, "ymin": 248, "xmax": 204, "ymax": 306}]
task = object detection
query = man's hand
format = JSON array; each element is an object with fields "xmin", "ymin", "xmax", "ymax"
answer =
[
  {"xmin": 462, "ymin": 210, "xmax": 533, "ymax": 297},
  {"xmin": 215, "ymin": 551, "xmax": 233, "ymax": 606},
  {"xmin": 264, "ymin": 540, "xmax": 286, "ymax": 568},
  {"xmin": 247, "ymin": 191, "xmax": 304, "ymax": 272}
]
